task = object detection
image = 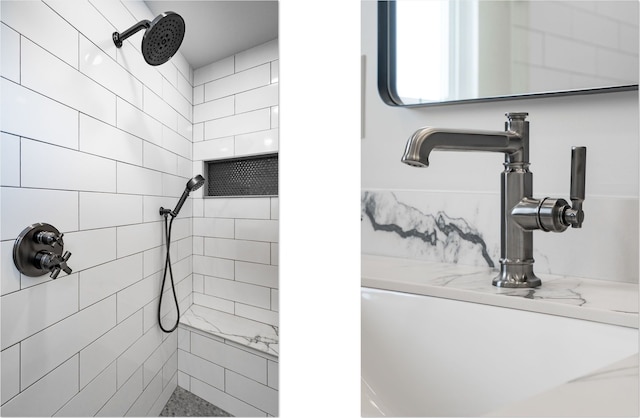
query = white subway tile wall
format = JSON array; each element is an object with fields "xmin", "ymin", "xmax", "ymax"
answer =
[
  {"xmin": 186, "ymin": 39, "xmax": 279, "ymax": 415},
  {"xmin": 192, "ymin": 38, "xmax": 279, "ymax": 323},
  {"xmin": 1, "ymin": 1, "xmax": 279, "ymax": 415},
  {"xmin": 178, "ymin": 328, "xmax": 278, "ymax": 417},
  {"xmin": 513, "ymin": 1, "xmax": 639, "ymax": 90},
  {"xmin": 0, "ymin": 0, "xmax": 193, "ymax": 415}
]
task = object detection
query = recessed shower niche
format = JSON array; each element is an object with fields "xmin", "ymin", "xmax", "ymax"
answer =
[
  {"xmin": 0, "ymin": 0, "xmax": 279, "ymax": 416},
  {"xmin": 206, "ymin": 154, "xmax": 279, "ymax": 197}
]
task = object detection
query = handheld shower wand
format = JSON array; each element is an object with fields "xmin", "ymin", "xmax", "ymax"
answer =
[
  {"xmin": 160, "ymin": 174, "xmax": 205, "ymax": 218},
  {"xmin": 158, "ymin": 175, "xmax": 205, "ymax": 333}
]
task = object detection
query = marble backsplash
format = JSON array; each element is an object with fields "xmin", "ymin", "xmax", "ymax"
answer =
[{"xmin": 361, "ymin": 190, "xmax": 639, "ymax": 284}]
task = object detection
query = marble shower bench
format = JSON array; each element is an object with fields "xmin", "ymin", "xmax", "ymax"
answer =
[{"xmin": 177, "ymin": 304, "xmax": 278, "ymax": 416}]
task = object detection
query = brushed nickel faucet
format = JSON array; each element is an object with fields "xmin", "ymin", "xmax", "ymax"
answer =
[{"xmin": 401, "ymin": 113, "xmax": 586, "ymax": 288}]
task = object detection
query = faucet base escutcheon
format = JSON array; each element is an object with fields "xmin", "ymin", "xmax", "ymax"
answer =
[{"xmin": 493, "ymin": 260, "xmax": 542, "ymax": 288}]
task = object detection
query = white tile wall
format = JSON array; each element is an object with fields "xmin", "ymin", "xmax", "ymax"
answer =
[
  {"xmin": 235, "ymin": 83, "xmax": 279, "ymax": 113},
  {"xmin": 226, "ymin": 371, "xmax": 278, "ymax": 416},
  {"xmin": 1, "ymin": 23, "xmax": 20, "ymax": 82},
  {"xmin": 1, "ymin": 133, "xmax": 20, "ymax": 187},
  {"xmin": 1, "ymin": 273, "xmax": 79, "ymax": 350},
  {"xmin": 79, "ymin": 192, "xmax": 143, "ymax": 230},
  {"xmin": 204, "ymin": 64, "xmax": 271, "ymax": 101},
  {"xmin": 22, "ymin": 38, "xmax": 116, "ymax": 125},
  {"xmin": 193, "ymin": 56, "xmax": 234, "ymax": 86},
  {"xmin": 204, "ymin": 108, "xmax": 271, "ymax": 139},
  {"xmin": 235, "ymin": 261, "xmax": 279, "ymax": 289},
  {"xmin": 1, "ymin": 187, "xmax": 79, "ymax": 241},
  {"xmin": 235, "ymin": 128, "xmax": 279, "ymax": 155},
  {"xmin": 1, "ymin": 344, "xmax": 20, "ymax": 403},
  {"xmin": 193, "ymin": 136, "xmax": 235, "ymax": 161},
  {"xmin": 116, "ymin": 162, "xmax": 164, "ymax": 196},
  {"xmin": 79, "ymin": 115, "xmax": 143, "ymax": 166},
  {"xmin": 54, "ymin": 362, "xmax": 117, "ymax": 417},
  {"xmin": 235, "ymin": 39, "xmax": 278, "ymax": 72},
  {"xmin": 178, "ymin": 328, "xmax": 278, "ymax": 417},
  {"xmin": 235, "ymin": 304, "xmax": 278, "ymax": 326},
  {"xmin": 143, "ymin": 87, "xmax": 178, "ymax": 131},
  {"xmin": 194, "ymin": 96, "xmax": 234, "ymax": 124},
  {"xmin": 20, "ymin": 296, "xmax": 116, "ymax": 389},
  {"xmin": 2, "ymin": 2, "xmax": 279, "ymax": 415},
  {"xmin": 79, "ymin": 35, "xmax": 143, "ymax": 109},
  {"xmin": 1, "ymin": 0, "xmax": 79, "ymax": 68},
  {"xmin": 1, "ymin": 355, "xmax": 79, "ymax": 417},
  {"xmin": 79, "ymin": 310, "xmax": 143, "ymax": 388},
  {"xmin": 177, "ymin": 349, "xmax": 224, "ymax": 389},
  {"xmin": 78, "ymin": 254, "xmax": 143, "ymax": 308},
  {"xmin": 95, "ymin": 366, "xmax": 143, "ymax": 416},
  {"xmin": 190, "ymin": 377, "xmax": 264, "ymax": 417},
  {"xmin": 1, "ymin": 0, "xmax": 192, "ymax": 415},
  {"xmin": 204, "ymin": 237, "xmax": 271, "ymax": 264},
  {"xmin": 204, "ymin": 197, "xmax": 271, "ymax": 219},
  {"xmin": 64, "ymin": 228, "xmax": 117, "ymax": 272},
  {"xmin": 203, "ymin": 276, "xmax": 271, "ymax": 309},
  {"xmin": 512, "ymin": 1, "xmax": 638, "ymax": 89},
  {"xmin": 21, "ymin": 139, "xmax": 117, "ymax": 192},
  {"xmin": 116, "ymin": 97, "xmax": 163, "ymax": 146},
  {"xmin": 178, "ymin": 45, "xmax": 279, "ymax": 416},
  {"xmin": 1, "ymin": 78, "xmax": 79, "ymax": 149}
]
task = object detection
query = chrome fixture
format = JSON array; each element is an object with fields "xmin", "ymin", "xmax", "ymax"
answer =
[
  {"xmin": 13, "ymin": 223, "xmax": 72, "ymax": 279},
  {"xmin": 402, "ymin": 113, "xmax": 586, "ymax": 288},
  {"xmin": 112, "ymin": 11, "xmax": 185, "ymax": 66}
]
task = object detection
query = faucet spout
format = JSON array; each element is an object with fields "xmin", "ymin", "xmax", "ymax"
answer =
[{"xmin": 401, "ymin": 127, "xmax": 525, "ymax": 167}]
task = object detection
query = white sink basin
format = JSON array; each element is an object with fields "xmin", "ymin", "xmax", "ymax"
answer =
[{"xmin": 361, "ymin": 287, "xmax": 639, "ymax": 417}]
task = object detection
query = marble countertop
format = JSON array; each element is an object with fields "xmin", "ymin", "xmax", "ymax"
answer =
[
  {"xmin": 180, "ymin": 304, "xmax": 278, "ymax": 357},
  {"xmin": 362, "ymin": 254, "xmax": 639, "ymax": 328},
  {"xmin": 485, "ymin": 354, "xmax": 639, "ymax": 417}
]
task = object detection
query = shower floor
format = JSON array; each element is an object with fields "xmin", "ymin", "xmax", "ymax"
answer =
[{"xmin": 160, "ymin": 386, "xmax": 232, "ymax": 417}]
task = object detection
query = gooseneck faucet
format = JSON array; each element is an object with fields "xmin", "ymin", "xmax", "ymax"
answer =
[{"xmin": 402, "ymin": 113, "xmax": 586, "ymax": 288}]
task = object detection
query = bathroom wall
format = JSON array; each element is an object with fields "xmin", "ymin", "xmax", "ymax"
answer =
[
  {"xmin": 0, "ymin": 0, "xmax": 194, "ymax": 415},
  {"xmin": 361, "ymin": 1, "xmax": 639, "ymax": 283},
  {"xmin": 190, "ymin": 39, "xmax": 279, "ymax": 329},
  {"xmin": 479, "ymin": 1, "xmax": 638, "ymax": 96}
]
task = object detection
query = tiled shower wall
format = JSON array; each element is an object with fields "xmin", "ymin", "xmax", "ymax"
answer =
[
  {"xmin": 0, "ymin": 0, "xmax": 194, "ymax": 415},
  {"xmin": 191, "ymin": 39, "xmax": 279, "ymax": 329},
  {"xmin": 511, "ymin": 1, "xmax": 639, "ymax": 92}
]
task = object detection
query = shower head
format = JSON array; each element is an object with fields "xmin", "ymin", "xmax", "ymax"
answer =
[
  {"xmin": 160, "ymin": 175, "xmax": 205, "ymax": 218},
  {"xmin": 112, "ymin": 11, "xmax": 185, "ymax": 66},
  {"xmin": 186, "ymin": 174, "xmax": 206, "ymax": 192}
]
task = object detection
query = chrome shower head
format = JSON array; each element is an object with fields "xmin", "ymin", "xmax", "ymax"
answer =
[
  {"xmin": 160, "ymin": 175, "xmax": 206, "ymax": 218},
  {"xmin": 113, "ymin": 11, "xmax": 185, "ymax": 66}
]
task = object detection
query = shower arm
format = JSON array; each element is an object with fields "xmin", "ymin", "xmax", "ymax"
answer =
[{"xmin": 112, "ymin": 20, "xmax": 151, "ymax": 48}]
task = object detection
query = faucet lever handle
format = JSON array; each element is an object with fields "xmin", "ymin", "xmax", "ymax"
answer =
[
  {"xmin": 566, "ymin": 146, "xmax": 586, "ymax": 228},
  {"xmin": 570, "ymin": 146, "xmax": 586, "ymax": 204}
]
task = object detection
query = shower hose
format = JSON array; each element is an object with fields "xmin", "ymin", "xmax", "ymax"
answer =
[{"xmin": 158, "ymin": 213, "xmax": 180, "ymax": 333}]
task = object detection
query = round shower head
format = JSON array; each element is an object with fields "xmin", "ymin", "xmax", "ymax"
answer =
[
  {"xmin": 186, "ymin": 174, "xmax": 205, "ymax": 192},
  {"xmin": 142, "ymin": 12, "xmax": 185, "ymax": 66},
  {"xmin": 113, "ymin": 11, "xmax": 185, "ymax": 66}
]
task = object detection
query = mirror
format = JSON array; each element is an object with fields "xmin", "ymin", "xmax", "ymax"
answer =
[{"xmin": 378, "ymin": 0, "xmax": 639, "ymax": 106}]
